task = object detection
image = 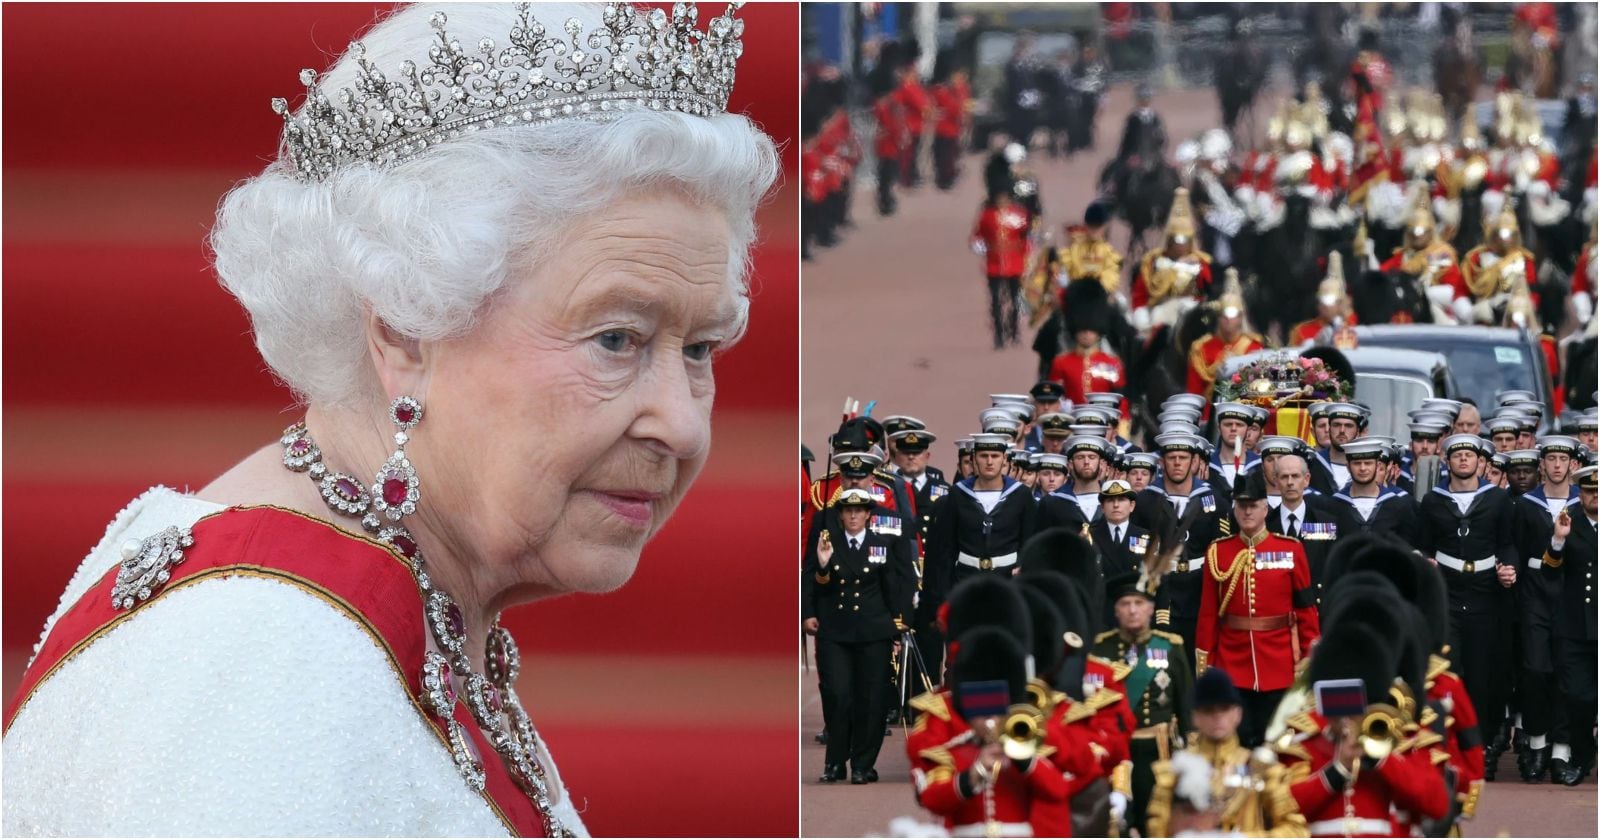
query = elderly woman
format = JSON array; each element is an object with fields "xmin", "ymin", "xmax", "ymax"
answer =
[{"xmin": 2, "ymin": 3, "xmax": 777, "ymax": 836}]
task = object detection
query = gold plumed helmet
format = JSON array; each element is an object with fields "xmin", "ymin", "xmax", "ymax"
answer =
[
  {"xmin": 1383, "ymin": 106, "xmax": 1408, "ymax": 139},
  {"xmin": 1503, "ymin": 279, "xmax": 1538, "ymax": 330},
  {"xmin": 1494, "ymin": 91, "xmax": 1519, "ymax": 143},
  {"xmin": 1317, "ymin": 251, "xmax": 1349, "ymax": 306},
  {"xmin": 1218, "ymin": 267, "xmax": 1246, "ymax": 319},
  {"xmin": 1407, "ymin": 89, "xmax": 1431, "ymax": 138},
  {"xmin": 1267, "ymin": 100, "xmax": 1288, "ymax": 145},
  {"xmin": 1459, "ymin": 116, "xmax": 1482, "ymax": 150},
  {"xmin": 1405, "ymin": 183, "xmax": 1436, "ymax": 235},
  {"xmin": 1165, "ymin": 187, "xmax": 1197, "ymax": 243},
  {"xmin": 1486, "ymin": 199, "xmax": 1520, "ymax": 246}
]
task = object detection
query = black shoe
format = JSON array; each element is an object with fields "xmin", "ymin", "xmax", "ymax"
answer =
[
  {"xmin": 1483, "ymin": 749, "xmax": 1501, "ymax": 782},
  {"xmin": 865, "ymin": 768, "xmax": 880, "ymax": 783},
  {"xmin": 814, "ymin": 729, "xmax": 828, "ymax": 745},
  {"xmin": 849, "ymin": 769, "xmax": 870, "ymax": 785},
  {"xmin": 1559, "ymin": 763, "xmax": 1589, "ymax": 787},
  {"xmin": 1549, "ymin": 757, "xmax": 1571, "ymax": 784},
  {"xmin": 886, "ymin": 708, "xmax": 901, "ymax": 725},
  {"xmin": 1514, "ymin": 729, "xmax": 1530, "ymax": 754},
  {"xmin": 1491, "ymin": 720, "xmax": 1512, "ymax": 755},
  {"xmin": 1520, "ymin": 745, "xmax": 1550, "ymax": 782},
  {"xmin": 818, "ymin": 764, "xmax": 846, "ymax": 783}
]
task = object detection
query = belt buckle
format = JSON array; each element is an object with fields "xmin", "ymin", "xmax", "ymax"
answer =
[
  {"xmin": 1463, "ymin": 560, "xmax": 1475, "ymax": 574},
  {"xmin": 979, "ymin": 557, "xmax": 993, "ymax": 571}
]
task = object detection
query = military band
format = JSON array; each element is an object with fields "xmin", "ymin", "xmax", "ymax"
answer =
[{"xmin": 804, "ymin": 15, "xmax": 1597, "ymax": 833}]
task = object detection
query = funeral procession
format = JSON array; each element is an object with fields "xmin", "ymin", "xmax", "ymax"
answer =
[{"xmin": 800, "ymin": 2, "xmax": 1597, "ymax": 837}]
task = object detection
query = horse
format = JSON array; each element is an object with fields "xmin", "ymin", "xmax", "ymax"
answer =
[
  {"xmin": 1099, "ymin": 156, "xmax": 1181, "ymax": 266},
  {"xmin": 1244, "ymin": 194, "xmax": 1324, "ymax": 338},
  {"xmin": 1126, "ymin": 305, "xmax": 1215, "ymax": 445}
]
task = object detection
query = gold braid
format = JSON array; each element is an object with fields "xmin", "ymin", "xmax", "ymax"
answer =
[{"xmin": 1209, "ymin": 531, "xmax": 1267, "ymax": 617}]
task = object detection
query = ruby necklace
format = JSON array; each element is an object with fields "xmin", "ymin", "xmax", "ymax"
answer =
[{"xmin": 280, "ymin": 421, "xmax": 571, "ymax": 837}]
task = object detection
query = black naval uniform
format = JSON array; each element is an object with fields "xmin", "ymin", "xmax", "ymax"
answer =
[
  {"xmin": 1089, "ymin": 519, "xmax": 1151, "ymax": 625},
  {"xmin": 1267, "ymin": 494, "xmax": 1355, "ymax": 606},
  {"xmin": 1037, "ymin": 489, "xmax": 1091, "ymax": 533},
  {"xmin": 1417, "ymin": 481, "xmax": 1520, "ymax": 759},
  {"xmin": 802, "ymin": 520, "xmax": 913, "ymax": 779},
  {"xmin": 1549, "ymin": 502, "xmax": 1598, "ymax": 780},
  {"xmin": 1138, "ymin": 480, "xmax": 1227, "ymax": 667},
  {"xmin": 1091, "ymin": 627, "xmax": 1193, "ymax": 838},
  {"xmin": 925, "ymin": 476, "xmax": 1037, "ymax": 598},
  {"xmin": 1512, "ymin": 488, "xmax": 1570, "ymax": 777},
  {"xmin": 1331, "ymin": 485, "xmax": 1421, "ymax": 545},
  {"xmin": 902, "ymin": 467, "xmax": 953, "ymax": 690}
]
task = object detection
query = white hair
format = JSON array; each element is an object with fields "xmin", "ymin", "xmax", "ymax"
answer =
[{"xmin": 210, "ymin": 3, "xmax": 780, "ymax": 406}]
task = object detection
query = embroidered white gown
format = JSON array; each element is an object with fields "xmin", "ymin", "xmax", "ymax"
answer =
[{"xmin": 2, "ymin": 487, "xmax": 587, "ymax": 837}]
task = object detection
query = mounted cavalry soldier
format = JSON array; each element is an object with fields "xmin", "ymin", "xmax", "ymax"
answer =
[{"xmin": 1132, "ymin": 188, "xmax": 1214, "ymax": 334}]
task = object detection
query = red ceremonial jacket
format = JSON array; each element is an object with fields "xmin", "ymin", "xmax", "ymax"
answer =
[
  {"xmin": 1049, "ymin": 349, "xmax": 1128, "ymax": 419},
  {"xmin": 1132, "ymin": 251, "xmax": 1213, "ymax": 309},
  {"xmin": 905, "ymin": 691, "xmax": 1077, "ymax": 835},
  {"xmin": 873, "ymin": 95, "xmax": 906, "ymax": 160},
  {"xmin": 1194, "ymin": 532, "xmax": 1320, "ymax": 692},
  {"xmin": 1186, "ymin": 333, "xmax": 1265, "ymax": 402},
  {"xmin": 1427, "ymin": 656, "xmax": 1484, "ymax": 798},
  {"xmin": 931, "ymin": 83, "xmax": 965, "ymax": 139},
  {"xmin": 973, "ymin": 203, "xmax": 1033, "ymax": 278},
  {"xmin": 802, "ymin": 472, "xmax": 913, "ymax": 558},
  {"xmin": 1461, "ymin": 246, "xmax": 1539, "ymax": 304},
  {"xmin": 896, "ymin": 76, "xmax": 930, "ymax": 138},
  {"xmin": 1281, "ymin": 713, "xmax": 1450, "ymax": 837}
]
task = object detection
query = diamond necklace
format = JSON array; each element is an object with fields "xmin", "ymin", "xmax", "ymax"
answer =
[{"xmin": 280, "ymin": 421, "xmax": 571, "ymax": 837}]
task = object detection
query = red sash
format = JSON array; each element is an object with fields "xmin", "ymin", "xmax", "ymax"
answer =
[{"xmin": 4, "ymin": 505, "xmax": 542, "ymax": 837}]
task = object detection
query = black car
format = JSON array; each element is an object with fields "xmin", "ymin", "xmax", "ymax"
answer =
[{"xmin": 1350, "ymin": 325, "xmax": 1555, "ymax": 427}]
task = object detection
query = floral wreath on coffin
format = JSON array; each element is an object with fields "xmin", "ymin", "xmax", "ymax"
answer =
[{"xmin": 1215, "ymin": 353, "xmax": 1353, "ymax": 405}]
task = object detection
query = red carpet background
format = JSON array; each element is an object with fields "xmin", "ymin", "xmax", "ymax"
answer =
[{"xmin": 2, "ymin": 3, "xmax": 798, "ymax": 835}]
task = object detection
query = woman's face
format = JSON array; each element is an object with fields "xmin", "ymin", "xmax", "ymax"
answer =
[{"xmin": 421, "ymin": 190, "xmax": 737, "ymax": 597}]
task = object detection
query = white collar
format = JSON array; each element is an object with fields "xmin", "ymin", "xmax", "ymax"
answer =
[
  {"xmin": 1281, "ymin": 500, "xmax": 1308, "ymax": 522},
  {"xmin": 844, "ymin": 528, "xmax": 867, "ymax": 544}
]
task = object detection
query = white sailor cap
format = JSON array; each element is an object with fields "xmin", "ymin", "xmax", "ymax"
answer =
[
  {"xmin": 1441, "ymin": 433, "xmax": 1486, "ymax": 455},
  {"xmin": 1033, "ymin": 452, "xmax": 1069, "ymax": 471},
  {"xmin": 1537, "ymin": 435, "xmax": 1580, "ymax": 456}
]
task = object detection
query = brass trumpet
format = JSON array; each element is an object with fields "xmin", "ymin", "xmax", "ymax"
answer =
[
  {"xmin": 1002, "ymin": 703, "xmax": 1046, "ymax": 762},
  {"xmin": 1359, "ymin": 703, "xmax": 1404, "ymax": 761}
]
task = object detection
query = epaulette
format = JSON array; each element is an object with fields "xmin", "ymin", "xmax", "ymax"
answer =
[
  {"xmin": 1429, "ymin": 748, "xmax": 1451, "ymax": 767},
  {"xmin": 873, "ymin": 469, "xmax": 900, "ymax": 486},
  {"xmin": 1419, "ymin": 706, "xmax": 1439, "ymax": 729},
  {"xmin": 1151, "ymin": 630, "xmax": 1186, "ymax": 647},
  {"xmin": 1093, "ymin": 628, "xmax": 1120, "ymax": 645},
  {"xmin": 909, "ymin": 690, "xmax": 951, "ymax": 723},
  {"xmin": 917, "ymin": 745, "xmax": 957, "ymax": 769},
  {"xmin": 808, "ymin": 479, "xmax": 827, "ymax": 512},
  {"xmin": 1195, "ymin": 250, "xmax": 1214, "ymax": 265},
  {"xmin": 1286, "ymin": 711, "xmax": 1321, "ymax": 736},
  {"xmin": 1090, "ymin": 654, "xmax": 1133, "ymax": 684},
  {"xmin": 1426, "ymin": 653, "xmax": 1452, "ymax": 684},
  {"xmin": 1274, "ymin": 739, "xmax": 1312, "ymax": 762}
]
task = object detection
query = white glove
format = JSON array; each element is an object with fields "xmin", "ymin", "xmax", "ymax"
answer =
[
  {"xmin": 1574, "ymin": 291, "xmax": 1594, "ymax": 328},
  {"xmin": 1364, "ymin": 238, "xmax": 1379, "ymax": 271},
  {"xmin": 1427, "ymin": 284, "xmax": 1458, "ymax": 309},
  {"xmin": 913, "ymin": 591, "xmax": 921, "ymax": 609},
  {"xmin": 1109, "ymin": 792, "xmax": 1129, "ymax": 821},
  {"xmin": 1132, "ymin": 307, "xmax": 1152, "ymax": 332},
  {"xmin": 1527, "ymin": 179, "xmax": 1551, "ymax": 201},
  {"xmin": 971, "ymin": 240, "xmax": 987, "ymax": 256}
]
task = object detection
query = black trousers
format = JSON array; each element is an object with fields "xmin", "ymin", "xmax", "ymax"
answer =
[
  {"xmin": 1127, "ymin": 735, "xmax": 1164, "ymax": 836},
  {"xmin": 987, "ymin": 275, "xmax": 1021, "ymax": 348},
  {"xmin": 1557, "ymin": 637, "xmax": 1598, "ymax": 766},
  {"xmin": 818, "ymin": 636, "xmax": 894, "ymax": 772},
  {"xmin": 1238, "ymin": 688, "xmax": 1286, "ymax": 748},
  {"xmin": 900, "ymin": 137, "xmax": 923, "ymax": 187},
  {"xmin": 933, "ymin": 135, "xmax": 960, "ymax": 191},
  {"xmin": 1451, "ymin": 608, "xmax": 1515, "ymax": 753},
  {"xmin": 876, "ymin": 158, "xmax": 897, "ymax": 216}
]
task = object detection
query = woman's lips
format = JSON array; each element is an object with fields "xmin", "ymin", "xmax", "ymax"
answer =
[{"xmin": 589, "ymin": 491, "xmax": 659, "ymax": 527}]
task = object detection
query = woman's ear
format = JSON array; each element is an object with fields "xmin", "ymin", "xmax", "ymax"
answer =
[{"xmin": 365, "ymin": 309, "xmax": 428, "ymax": 400}]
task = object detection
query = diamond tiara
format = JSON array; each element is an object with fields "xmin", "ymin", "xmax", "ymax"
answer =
[{"xmin": 273, "ymin": 2, "xmax": 746, "ymax": 182}]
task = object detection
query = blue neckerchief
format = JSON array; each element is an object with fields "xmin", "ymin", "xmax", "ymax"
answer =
[{"xmin": 1334, "ymin": 483, "xmax": 1406, "ymax": 505}]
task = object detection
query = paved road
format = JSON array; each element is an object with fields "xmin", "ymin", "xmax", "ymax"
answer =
[{"xmin": 799, "ymin": 83, "xmax": 1597, "ymax": 838}]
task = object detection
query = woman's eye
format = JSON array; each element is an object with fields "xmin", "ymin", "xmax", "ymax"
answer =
[
  {"xmin": 685, "ymin": 341, "xmax": 717, "ymax": 362},
  {"xmin": 595, "ymin": 330, "xmax": 633, "ymax": 354}
]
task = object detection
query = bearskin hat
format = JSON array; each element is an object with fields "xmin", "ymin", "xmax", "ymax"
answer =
[
  {"xmin": 1019, "ymin": 527, "xmax": 1105, "ymax": 631},
  {"xmin": 1063, "ymin": 278, "xmax": 1114, "ymax": 337},
  {"xmin": 950, "ymin": 626, "xmax": 1030, "ymax": 708},
  {"xmin": 945, "ymin": 575, "xmax": 1031, "ymax": 656}
]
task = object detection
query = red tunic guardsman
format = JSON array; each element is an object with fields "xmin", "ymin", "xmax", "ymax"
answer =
[
  {"xmin": 1184, "ymin": 269, "xmax": 1264, "ymax": 402},
  {"xmin": 803, "ymin": 418, "xmax": 915, "ymax": 556},
  {"xmin": 906, "ymin": 629, "xmax": 1079, "ymax": 838},
  {"xmin": 972, "ymin": 195, "xmax": 1033, "ymax": 280},
  {"xmin": 1277, "ymin": 709, "xmax": 1450, "ymax": 837},
  {"xmin": 1426, "ymin": 653, "xmax": 1485, "ymax": 822},
  {"xmin": 1048, "ymin": 280, "xmax": 1129, "ymax": 420},
  {"xmin": 1290, "ymin": 251, "xmax": 1358, "ymax": 346},
  {"xmin": 1194, "ymin": 472, "xmax": 1319, "ymax": 745},
  {"xmin": 895, "ymin": 68, "xmax": 930, "ymax": 185}
]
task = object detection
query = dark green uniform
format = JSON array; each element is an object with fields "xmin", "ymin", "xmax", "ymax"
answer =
[{"xmin": 1091, "ymin": 627, "xmax": 1194, "ymax": 836}]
